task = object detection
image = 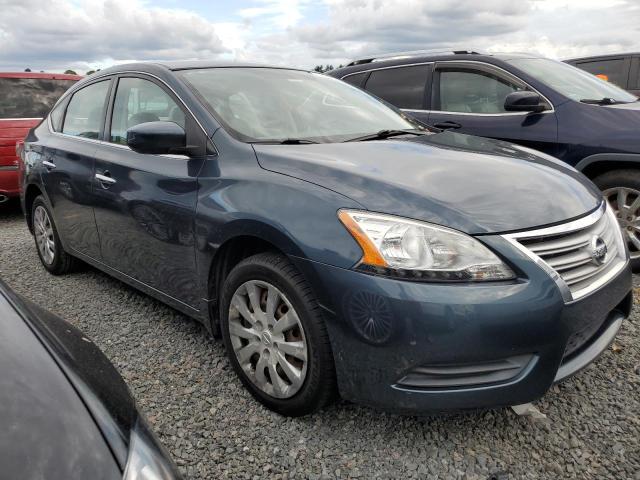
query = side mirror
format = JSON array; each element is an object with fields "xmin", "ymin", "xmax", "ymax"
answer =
[
  {"xmin": 126, "ymin": 121, "xmax": 187, "ymax": 155},
  {"xmin": 504, "ymin": 91, "xmax": 546, "ymax": 113}
]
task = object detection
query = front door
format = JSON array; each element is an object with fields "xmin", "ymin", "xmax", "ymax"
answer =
[
  {"xmin": 91, "ymin": 75, "xmax": 205, "ymax": 307},
  {"xmin": 40, "ymin": 79, "xmax": 112, "ymax": 259},
  {"xmin": 427, "ymin": 62, "xmax": 559, "ymax": 156}
]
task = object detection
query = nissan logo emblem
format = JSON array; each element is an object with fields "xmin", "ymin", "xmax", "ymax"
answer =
[{"xmin": 590, "ymin": 236, "xmax": 608, "ymax": 265}]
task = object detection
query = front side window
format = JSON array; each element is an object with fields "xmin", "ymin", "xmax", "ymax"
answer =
[
  {"xmin": 0, "ymin": 77, "xmax": 77, "ymax": 119},
  {"xmin": 508, "ymin": 57, "xmax": 637, "ymax": 103},
  {"xmin": 575, "ymin": 58, "xmax": 628, "ymax": 89},
  {"xmin": 437, "ymin": 69, "xmax": 523, "ymax": 114},
  {"xmin": 178, "ymin": 68, "xmax": 419, "ymax": 143},
  {"xmin": 62, "ymin": 81, "xmax": 110, "ymax": 139},
  {"xmin": 110, "ymin": 77, "xmax": 185, "ymax": 145},
  {"xmin": 365, "ymin": 65, "xmax": 429, "ymax": 109}
]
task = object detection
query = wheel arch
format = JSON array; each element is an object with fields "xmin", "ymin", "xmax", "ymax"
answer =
[
  {"xmin": 575, "ymin": 153, "xmax": 640, "ymax": 179},
  {"xmin": 202, "ymin": 219, "xmax": 308, "ymax": 336},
  {"xmin": 23, "ymin": 183, "xmax": 46, "ymax": 233}
]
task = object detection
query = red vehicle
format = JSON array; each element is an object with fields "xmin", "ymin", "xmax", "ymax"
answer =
[{"xmin": 0, "ymin": 72, "xmax": 81, "ymax": 203}]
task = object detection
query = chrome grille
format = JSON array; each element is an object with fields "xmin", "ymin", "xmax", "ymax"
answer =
[{"xmin": 505, "ymin": 203, "xmax": 627, "ymax": 301}]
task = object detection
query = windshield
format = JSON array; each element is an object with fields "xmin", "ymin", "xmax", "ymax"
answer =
[
  {"xmin": 178, "ymin": 68, "xmax": 421, "ymax": 143},
  {"xmin": 0, "ymin": 78, "xmax": 77, "ymax": 119},
  {"xmin": 507, "ymin": 58, "xmax": 637, "ymax": 104}
]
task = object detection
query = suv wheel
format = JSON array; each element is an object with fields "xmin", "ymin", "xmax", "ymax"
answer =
[
  {"xmin": 220, "ymin": 252, "xmax": 337, "ymax": 416},
  {"xmin": 594, "ymin": 169, "xmax": 640, "ymax": 271},
  {"xmin": 31, "ymin": 196, "xmax": 78, "ymax": 274}
]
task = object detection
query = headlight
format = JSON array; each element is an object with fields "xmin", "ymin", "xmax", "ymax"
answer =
[
  {"xmin": 123, "ymin": 418, "xmax": 181, "ymax": 480},
  {"xmin": 338, "ymin": 210, "xmax": 515, "ymax": 281}
]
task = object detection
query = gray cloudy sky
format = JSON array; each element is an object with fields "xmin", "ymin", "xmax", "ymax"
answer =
[{"xmin": 0, "ymin": 0, "xmax": 638, "ymax": 73}]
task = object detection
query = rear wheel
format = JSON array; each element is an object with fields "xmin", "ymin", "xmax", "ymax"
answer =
[
  {"xmin": 594, "ymin": 169, "xmax": 640, "ymax": 271},
  {"xmin": 31, "ymin": 196, "xmax": 78, "ymax": 275},
  {"xmin": 220, "ymin": 252, "xmax": 337, "ymax": 416}
]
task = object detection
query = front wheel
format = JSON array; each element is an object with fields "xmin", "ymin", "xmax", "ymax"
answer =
[
  {"xmin": 594, "ymin": 169, "xmax": 640, "ymax": 271},
  {"xmin": 219, "ymin": 253, "xmax": 337, "ymax": 416}
]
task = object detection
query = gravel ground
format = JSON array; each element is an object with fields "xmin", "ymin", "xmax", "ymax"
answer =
[{"xmin": 1, "ymin": 201, "xmax": 639, "ymax": 480}]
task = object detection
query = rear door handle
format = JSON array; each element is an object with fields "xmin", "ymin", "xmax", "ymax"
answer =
[
  {"xmin": 42, "ymin": 160, "xmax": 56, "ymax": 170},
  {"xmin": 95, "ymin": 172, "xmax": 116, "ymax": 186},
  {"xmin": 433, "ymin": 121, "xmax": 462, "ymax": 130}
]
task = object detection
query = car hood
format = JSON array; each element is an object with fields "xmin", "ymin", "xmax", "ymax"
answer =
[
  {"xmin": 254, "ymin": 131, "xmax": 601, "ymax": 234},
  {"xmin": 0, "ymin": 282, "xmax": 124, "ymax": 478}
]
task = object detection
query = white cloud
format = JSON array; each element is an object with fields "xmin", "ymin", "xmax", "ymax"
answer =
[
  {"xmin": 0, "ymin": 0, "xmax": 638, "ymax": 72},
  {"xmin": 0, "ymin": 0, "xmax": 227, "ymax": 71}
]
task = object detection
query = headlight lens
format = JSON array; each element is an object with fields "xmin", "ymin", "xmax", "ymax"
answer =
[
  {"xmin": 123, "ymin": 418, "xmax": 181, "ymax": 480},
  {"xmin": 338, "ymin": 209, "xmax": 515, "ymax": 281}
]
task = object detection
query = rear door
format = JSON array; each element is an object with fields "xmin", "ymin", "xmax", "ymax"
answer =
[
  {"xmin": 428, "ymin": 62, "xmax": 559, "ymax": 156},
  {"xmin": 40, "ymin": 79, "xmax": 111, "ymax": 259},
  {"xmin": 90, "ymin": 75, "xmax": 206, "ymax": 307},
  {"xmin": 359, "ymin": 64, "xmax": 432, "ymax": 125}
]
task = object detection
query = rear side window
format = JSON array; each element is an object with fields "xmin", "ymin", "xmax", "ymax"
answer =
[
  {"xmin": 109, "ymin": 77, "xmax": 185, "ymax": 145},
  {"xmin": 364, "ymin": 65, "xmax": 429, "ymax": 109},
  {"xmin": 62, "ymin": 81, "xmax": 110, "ymax": 139},
  {"xmin": 575, "ymin": 58, "xmax": 628, "ymax": 89},
  {"xmin": 632, "ymin": 59, "xmax": 640, "ymax": 89},
  {"xmin": 437, "ymin": 69, "xmax": 523, "ymax": 114},
  {"xmin": 342, "ymin": 72, "xmax": 368, "ymax": 88},
  {"xmin": 0, "ymin": 78, "xmax": 77, "ymax": 119}
]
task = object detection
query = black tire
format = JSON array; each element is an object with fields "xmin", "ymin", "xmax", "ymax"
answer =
[
  {"xmin": 219, "ymin": 252, "xmax": 337, "ymax": 416},
  {"xmin": 31, "ymin": 195, "xmax": 78, "ymax": 275},
  {"xmin": 593, "ymin": 169, "xmax": 640, "ymax": 272}
]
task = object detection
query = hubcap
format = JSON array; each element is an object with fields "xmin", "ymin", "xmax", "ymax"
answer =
[
  {"xmin": 33, "ymin": 206, "xmax": 55, "ymax": 265},
  {"xmin": 228, "ymin": 280, "xmax": 308, "ymax": 399},
  {"xmin": 603, "ymin": 187, "xmax": 640, "ymax": 259}
]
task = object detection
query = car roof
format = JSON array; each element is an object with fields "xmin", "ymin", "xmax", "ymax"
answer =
[
  {"xmin": 566, "ymin": 52, "xmax": 640, "ymax": 62},
  {"xmin": 343, "ymin": 50, "xmax": 543, "ymax": 66},
  {"xmin": 0, "ymin": 72, "xmax": 82, "ymax": 80},
  {"xmin": 330, "ymin": 50, "xmax": 544, "ymax": 78},
  {"xmin": 94, "ymin": 60, "xmax": 308, "ymax": 75}
]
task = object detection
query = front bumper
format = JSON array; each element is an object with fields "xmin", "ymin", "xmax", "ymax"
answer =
[{"xmin": 291, "ymin": 235, "xmax": 632, "ymax": 413}]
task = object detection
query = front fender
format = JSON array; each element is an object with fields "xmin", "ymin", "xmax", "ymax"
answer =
[{"xmin": 193, "ymin": 167, "xmax": 365, "ymax": 311}]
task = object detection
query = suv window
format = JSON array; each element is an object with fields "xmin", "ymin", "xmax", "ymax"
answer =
[
  {"xmin": 62, "ymin": 81, "xmax": 110, "ymax": 139},
  {"xmin": 631, "ymin": 58, "xmax": 640, "ymax": 89},
  {"xmin": 110, "ymin": 77, "xmax": 185, "ymax": 145},
  {"xmin": 364, "ymin": 65, "xmax": 429, "ymax": 109},
  {"xmin": 0, "ymin": 78, "xmax": 77, "ymax": 119},
  {"xmin": 342, "ymin": 72, "xmax": 368, "ymax": 88},
  {"xmin": 437, "ymin": 69, "xmax": 523, "ymax": 114},
  {"xmin": 575, "ymin": 58, "xmax": 628, "ymax": 89}
]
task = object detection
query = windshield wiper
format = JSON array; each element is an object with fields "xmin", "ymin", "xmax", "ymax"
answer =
[
  {"xmin": 251, "ymin": 138, "xmax": 319, "ymax": 145},
  {"xmin": 344, "ymin": 129, "xmax": 425, "ymax": 142},
  {"xmin": 580, "ymin": 97, "xmax": 619, "ymax": 105}
]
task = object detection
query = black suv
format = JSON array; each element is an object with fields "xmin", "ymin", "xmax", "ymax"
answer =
[
  {"xmin": 566, "ymin": 53, "xmax": 640, "ymax": 96},
  {"xmin": 329, "ymin": 51, "xmax": 640, "ymax": 268}
]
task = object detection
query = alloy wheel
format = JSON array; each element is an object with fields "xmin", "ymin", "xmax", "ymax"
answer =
[
  {"xmin": 603, "ymin": 187, "xmax": 640, "ymax": 259},
  {"xmin": 228, "ymin": 280, "xmax": 308, "ymax": 399},
  {"xmin": 34, "ymin": 205, "xmax": 56, "ymax": 265}
]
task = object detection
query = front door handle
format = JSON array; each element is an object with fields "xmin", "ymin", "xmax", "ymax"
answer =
[
  {"xmin": 42, "ymin": 160, "xmax": 56, "ymax": 170},
  {"xmin": 433, "ymin": 121, "xmax": 462, "ymax": 130},
  {"xmin": 95, "ymin": 172, "xmax": 116, "ymax": 187}
]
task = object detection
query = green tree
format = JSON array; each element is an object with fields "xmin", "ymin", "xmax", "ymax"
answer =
[
  {"xmin": 24, "ymin": 68, "xmax": 31, "ymax": 72},
  {"xmin": 86, "ymin": 70, "xmax": 96, "ymax": 75},
  {"xmin": 64, "ymin": 69, "xmax": 77, "ymax": 75}
]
